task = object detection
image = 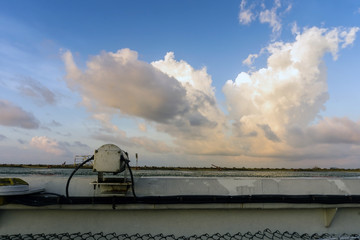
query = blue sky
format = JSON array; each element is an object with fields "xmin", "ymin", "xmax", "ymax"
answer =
[{"xmin": 1, "ymin": 0, "xmax": 360, "ymax": 168}]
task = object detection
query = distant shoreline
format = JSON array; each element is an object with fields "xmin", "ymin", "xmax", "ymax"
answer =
[{"xmin": 1, "ymin": 164, "xmax": 360, "ymax": 172}]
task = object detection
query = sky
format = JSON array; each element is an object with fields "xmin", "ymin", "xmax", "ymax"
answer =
[{"xmin": 1, "ymin": 0, "xmax": 360, "ymax": 168}]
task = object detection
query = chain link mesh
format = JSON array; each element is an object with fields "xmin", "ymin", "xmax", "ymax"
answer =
[{"xmin": 1, "ymin": 229, "xmax": 360, "ymax": 240}]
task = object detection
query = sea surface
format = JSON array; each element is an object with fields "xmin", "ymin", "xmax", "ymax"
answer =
[{"xmin": 1, "ymin": 167, "xmax": 360, "ymax": 178}]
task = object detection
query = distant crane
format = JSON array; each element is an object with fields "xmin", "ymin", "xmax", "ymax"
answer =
[{"xmin": 211, "ymin": 164, "xmax": 222, "ymax": 170}]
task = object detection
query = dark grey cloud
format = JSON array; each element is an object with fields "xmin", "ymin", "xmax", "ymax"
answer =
[
  {"xmin": 17, "ymin": 77, "xmax": 56, "ymax": 105},
  {"xmin": 0, "ymin": 99, "xmax": 39, "ymax": 129},
  {"xmin": 73, "ymin": 141, "xmax": 90, "ymax": 148},
  {"xmin": 0, "ymin": 134, "xmax": 7, "ymax": 141},
  {"xmin": 50, "ymin": 120, "xmax": 62, "ymax": 127},
  {"xmin": 41, "ymin": 126, "xmax": 51, "ymax": 131},
  {"xmin": 258, "ymin": 124, "xmax": 281, "ymax": 142},
  {"xmin": 56, "ymin": 131, "xmax": 72, "ymax": 137},
  {"xmin": 288, "ymin": 117, "xmax": 360, "ymax": 147},
  {"xmin": 40, "ymin": 120, "xmax": 63, "ymax": 132},
  {"xmin": 63, "ymin": 49, "xmax": 189, "ymax": 123}
]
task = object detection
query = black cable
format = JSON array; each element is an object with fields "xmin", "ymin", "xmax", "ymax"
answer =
[
  {"xmin": 10, "ymin": 193, "xmax": 360, "ymax": 206},
  {"xmin": 126, "ymin": 161, "xmax": 137, "ymax": 199},
  {"xmin": 65, "ymin": 155, "xmax": 94, "ymax": 200}
]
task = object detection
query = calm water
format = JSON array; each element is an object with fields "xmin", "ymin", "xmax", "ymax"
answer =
[{"xmin": 1, "ymin": 167, "xmax": 360, "ymax": 178}]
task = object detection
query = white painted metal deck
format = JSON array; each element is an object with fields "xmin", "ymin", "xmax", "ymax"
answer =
[
  {"xmin": 13, "ymin": 176, "xmax": 360, "ymax": 196},
  {"xmin": 1, "ymin": 176, "xmax": 360, "ymax": 235}
]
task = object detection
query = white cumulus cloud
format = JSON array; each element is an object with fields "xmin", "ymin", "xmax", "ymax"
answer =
[
  {"xmin": 62, "ymin": 26, "xmax": 359, "ymax": 162},
  {"xmin": 341, "ymin": 27, "xmax": 360, "ymax": 48},
  {"xmin": 242, "ymin": 53, "xmax": 259, "ymax": 66},
  {"xmin": 259, "ymin": 0, "xmax": 282, "ymax": 34},
  {"xmin": 239, "ymin": 0, "xmax": 255, "ymax": 24},
  {"xmin": 30, "ymin": 136, "xmax": 66, "ymax": 155},
  {"xmin": 223, "ymin": 26, "xmax": 359, "ymax": 156},
  {"xmin": 239, "ymin": 0, "xmax": 291, "ymax": 38}
]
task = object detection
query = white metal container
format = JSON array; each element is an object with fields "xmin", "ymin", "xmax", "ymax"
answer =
[{"xmin": 93, "ymin": 144, "xmax": 127, "ymax": 173}]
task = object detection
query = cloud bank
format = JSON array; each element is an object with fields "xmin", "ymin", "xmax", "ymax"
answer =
[{"xmin": 62, "ymin": 26, "xmax": 359, "ymax": 164}]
